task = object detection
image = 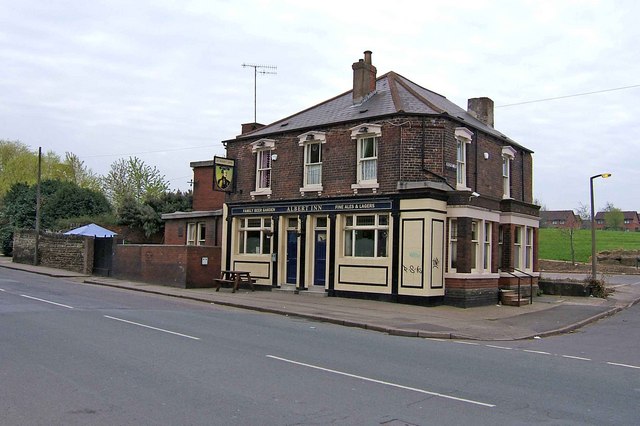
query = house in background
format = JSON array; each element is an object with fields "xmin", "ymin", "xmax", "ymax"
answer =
[
  {"xmin": 594, "ymin": 211, "xmax": 640, "ymax": 231},
  {"xmin": 540, "ymin": 210, "xmax": 581, "ymax": 229},
  {"xmin": 220, "ymin": 51, "xmax": 539, "ymax": 307}
]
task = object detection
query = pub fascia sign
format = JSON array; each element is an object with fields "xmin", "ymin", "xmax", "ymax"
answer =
[{"xmin": 231, "ymin": 200, "xmax": 392, "ymax": 215}]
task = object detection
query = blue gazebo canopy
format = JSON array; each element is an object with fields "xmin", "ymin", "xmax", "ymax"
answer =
[{"xmin": 64, "ymin": 223, "xmax": 117, "ymax": 238}]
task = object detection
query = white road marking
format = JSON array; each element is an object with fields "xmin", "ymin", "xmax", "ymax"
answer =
[
  {"xmin": 606, "ymin": 362, "xmax": 640, "ymax": 370},
  {"xmin": 523, "ymin": 350, "xmax": 551, "ymax": 355},
  {"xmin": 267, "ymin": 355, "xmax": 496, "ymax": 408},
  {"xmin": 0, "ymin": 288, "xmax": 5, "ymax": 291},
  {"xmin": 485, "ymin": 345, "xmax": 513, "ymax": 350},
  {"xmin": 104, "ymin": 315, "xmax": 200, "ymax": 340},
  {"xmin": 562, "ymin": 355, "xmax": 591, "ymax": 361},
  {"xmin": 20, "ymin": 294, "xmax": 74, "ymax": 309},
  {"xmin": 455, "ymin": 341, "xmax": 479, "ymax": 345}
]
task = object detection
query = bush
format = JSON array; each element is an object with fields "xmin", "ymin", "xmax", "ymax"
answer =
[
  {"xmin": 0, "ymin": 226, "xmax": 13, "ymax": 256},
  {"xmin": 584, "ymin": 275, "xmax": 613, "ymax": 299}
]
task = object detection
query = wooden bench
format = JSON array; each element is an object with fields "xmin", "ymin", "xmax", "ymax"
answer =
[{"xmin": 214, "ymin": 270, "xmax": 255, "ymax": 293}]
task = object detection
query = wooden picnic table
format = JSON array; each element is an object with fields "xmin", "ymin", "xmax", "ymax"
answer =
[{"xmin": 214, "ymin": 270, "xmax": 255, "ymax": 293}]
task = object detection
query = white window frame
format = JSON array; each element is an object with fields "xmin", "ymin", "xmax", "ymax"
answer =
[
  {"xmin": 350, "ymin": 124, "xmax": 381, "ymax": 192},
  {"xmin": 298, "ymin": 132, "xmax": 326, "ymax": 193},
  {"xmin": 250, "ymin": 139, "xmax": 276, "ymax": 197},
  {"xmin": 238, "ymin": 217, "xmax": 272, "ymax": 255},
  {"xmin": 513, "ymin": 225, "xmax": 523, "ymax": 269},
  {"xmin": 483, "ymin": 221, "xmax": 492, "ymax": 271},
  {"xmin": 448, "ymin": 218, "xmax": 458, "ymax": 272},
  {"xmin": 502, "ymin": 146, "xmax": 516, "ymax": 199},
  {"xmin": 186, "ymin": 222, "xmax": 206, "ymax": 246},
  {"xmin": 197, "ymin": 222, "xmax": 206, "ymax": 245},
  {"xmin": 525, "ymin": 227, "xmax": 533, "ymax": 270},
  {"xmin": 187, "ymin": 222, "xmax": 197, "ymax": 246},
  {"xmin": 455, "ymin": 127, "xmax": 473, "ymax": 190},
  {"xmin": 471, "ymin": 220, "xmax": 479, "ymax": 272},
  {"xmin": 343, "ymin": 213, "xmax": 389, "ymax": 258}
]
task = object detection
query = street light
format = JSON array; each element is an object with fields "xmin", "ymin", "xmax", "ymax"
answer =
[{"xmin": 590, "ymin": 173, "xmax": 612, "ymax": 280}]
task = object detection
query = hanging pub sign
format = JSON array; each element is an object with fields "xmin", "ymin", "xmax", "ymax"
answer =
[{"xmin": 213, "ymin": 156, "xmax": 235, "ymax": 192}]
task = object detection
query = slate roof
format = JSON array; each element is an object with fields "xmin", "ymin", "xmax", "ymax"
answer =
[{"xmin": 227, "ymin": 71, "xmax": 530, "ymax": 152}]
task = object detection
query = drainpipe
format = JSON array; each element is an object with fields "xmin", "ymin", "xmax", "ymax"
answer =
[{"xmin": 521, "ymin": 150, "xmax": 526, "ymax": 202}]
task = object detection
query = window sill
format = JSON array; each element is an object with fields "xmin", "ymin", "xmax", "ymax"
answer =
[
  {"xmin": 351, "ymin": 182, "xmax": 379, "ymax": 194},
  {"xmin": 300, "ymin": 186, "xmax": 323, "ymax": 196},
  {"xmin": 250, "ymin": 189, "xmax": 272, "ymax": 199}
]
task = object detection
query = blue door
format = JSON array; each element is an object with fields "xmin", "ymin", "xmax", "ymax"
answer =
[
  {"xmin": 314, "ymin": 231, "xmax": 327, "ymax": 286},
  {"xmin": 286, "ymin": 231, "xmax": 298, "ymax": 284}
]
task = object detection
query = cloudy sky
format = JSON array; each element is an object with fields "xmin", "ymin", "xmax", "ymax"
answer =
[{"xmin": 1, "ymin": 0, "xmax": 638, "ymax": 211}]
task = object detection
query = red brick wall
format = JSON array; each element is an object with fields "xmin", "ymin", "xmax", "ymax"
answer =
[
  {"xmin": 112, "ymin": 245, "xmax": 222, "ymax": 288},
  {"xmin": 164, "ymin": 221, "xmax": 184, "ymax": 245},
  {"xmin": 225, "ymin": 116, "xmax": 534, "ymax": 205},
  {"xmin": 193, "ymin": 165, "xmax": 225, "ymax": 211},
  {"xmin": 186, "ymin": 246, "xmax": 222, "ymax": 288}
]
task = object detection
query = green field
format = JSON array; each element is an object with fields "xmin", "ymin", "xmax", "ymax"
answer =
[{"xmin": 539, "ymin": 228, "xmax": 640, "ymax": 262}]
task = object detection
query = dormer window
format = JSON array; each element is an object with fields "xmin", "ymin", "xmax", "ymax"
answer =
[
  {"xmin": 298, "ymin": 131, "xmax": 326, "ymax": 194},
  {"xmin": 250, "ymin": 139, "xmax": 276, "ymax": 197},
  {"xmin": 350, "ymin": 124, "xmax": 382, "ymax": 193},
  {"xmin": 455, "ymin": 127, "xmax": 473, "ymax": 190}
]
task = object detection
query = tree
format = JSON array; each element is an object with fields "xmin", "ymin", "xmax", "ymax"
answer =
[
  {"xmin": 0, "ymin": 140, "xmax": 102, "ymax": 197},
  {"xmin": 576, "ymin": 202, "xmax": 590, "ymax": 222},
  {"xmin": 102, "ymin": 157, "xmax": 169, "ymax": 211},
  {"xmin": 117, "ymin": 190, "xmax": 192, "ymax": 238},
  {"xmin": 603, "ymin": 202, "xmax": 624, "ymax": 230},
  {"xmin": 0, "ymin": 180, "xmax": 112, "ymax": 255},
  {"xmin": 62, "ymin": 152, "xmax": 102, "ymax": 191}
]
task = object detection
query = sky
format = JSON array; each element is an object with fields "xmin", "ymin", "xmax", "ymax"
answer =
[{"xmin": 1, "ymin": 0, "xmax": 638, "ymax": 212}]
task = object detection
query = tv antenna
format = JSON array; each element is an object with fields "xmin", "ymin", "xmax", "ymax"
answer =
[{"xmin": 242, "ymin": 63, "xmax": 277, "ymax": 123}]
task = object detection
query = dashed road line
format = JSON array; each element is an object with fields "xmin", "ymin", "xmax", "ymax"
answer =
[
  {"xmin": 443, "ymin": 340, "xmax": 639, "ymax": 371},
  {"xmin": 20, "ymin": 294, "xmax": 74, "ymax": 309},
  {"xmin": 523, "ymin": 350, "xmax": 551, "ymax": 355},
  {"xmin": 485, "ymin": 344, "xmax": 513, "ymax": 350},
  {"xmin": 606, "ymin": 362, "xmax": 640, "ymax": 370},
  {"xmin": 104, "ymin": 315, "xmax": 201, "ymax": 340},
  {"xmin": 562, "ymin": 355, "xmax": 591, "ymax": 361},
  {"xmin": 267, "ymin": 355, "xmax": 496, "ymax": 408}
]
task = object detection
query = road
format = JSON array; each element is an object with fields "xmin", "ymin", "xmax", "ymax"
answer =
[{"xmin": 1, "ymin": 268, "xmax": 639, "ymax": 425}]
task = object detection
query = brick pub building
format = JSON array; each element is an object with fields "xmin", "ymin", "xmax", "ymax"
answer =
[{"xmin": 221, "ymin": 51, "xmax": 539, "ymax": 307}]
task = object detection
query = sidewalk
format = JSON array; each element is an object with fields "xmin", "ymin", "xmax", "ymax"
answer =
[{"xmin": 2, "ymin": 256, "xmax": 639, "ymax": 341}]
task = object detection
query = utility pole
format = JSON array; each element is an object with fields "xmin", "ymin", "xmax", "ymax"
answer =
[
  {"xmin": 34, "ymin": 147, "xmax": 42, "ymax": 266},
  {"xmin": 242, "ymin": 63, "xmax": 277, "ymax": 123}
]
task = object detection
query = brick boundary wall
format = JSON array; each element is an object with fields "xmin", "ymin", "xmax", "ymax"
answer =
[
  {"xmin": 111, "ymin": 244, "xmax": 222, "ymax": 288},
  {"xmin": 13, "ymin": 230, "xmax": 93, "ymax": 274}
]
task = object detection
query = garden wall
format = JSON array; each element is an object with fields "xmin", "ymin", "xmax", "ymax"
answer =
[{"xmin": 12, "ymin": 230, "xmax": 93, "ymax": 274}]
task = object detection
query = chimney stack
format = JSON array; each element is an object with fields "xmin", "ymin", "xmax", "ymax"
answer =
[
  {"xmin": 467, "ymin": 97, "xmax": 494, "ymax": 128},
  {"xmin": 352, "ymin": 50, "xmax": 377, "ymax": 104}
]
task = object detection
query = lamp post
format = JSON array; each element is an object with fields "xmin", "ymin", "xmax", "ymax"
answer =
[{"xmin": 590, "ymin": 173, "xmax": 611, "ymax": 280}]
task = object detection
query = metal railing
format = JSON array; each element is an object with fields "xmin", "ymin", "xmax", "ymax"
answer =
[{"xmin": 501, "ymin": 267, "xmax": 535, "ymax": 306}]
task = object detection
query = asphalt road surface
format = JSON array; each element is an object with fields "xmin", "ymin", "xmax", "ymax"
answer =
[{"xmin": 1, "ymin": 268, "xmax": 638, "ymax": 425}]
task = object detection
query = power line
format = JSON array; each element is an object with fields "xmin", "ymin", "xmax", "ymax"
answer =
[
  {"xmin": 496, "ymin": 84, "xmax": 640, "ymax": 108},
  {"xmin": 80, "ymin": 143, "xmax": 219, "ymax": 159}
]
